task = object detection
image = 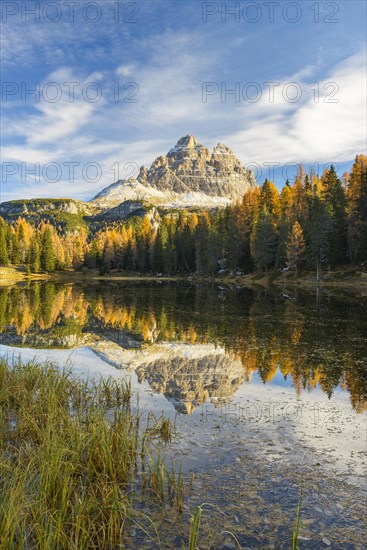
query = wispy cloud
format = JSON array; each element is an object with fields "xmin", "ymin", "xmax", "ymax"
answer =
[
  {"xmin": 227, "ymin": 49, "xmax": 367, "ymax": 165},
  {"xmin": 1, "ymin": 3, "xmax": 366, "ymax": 201}
]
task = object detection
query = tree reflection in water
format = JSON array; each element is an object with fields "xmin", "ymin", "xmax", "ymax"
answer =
[{"xmin": 0, "ymin": 281, "xmax": 366, "ymax": 413}]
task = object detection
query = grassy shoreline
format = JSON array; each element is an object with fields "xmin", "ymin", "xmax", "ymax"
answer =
[
  {"xmin": 0, "ymin": 266, "xmax": 50, "ymax": 286},
  {"xmin": 1, "ymin": 264, "xmax": 366, "ymax": 290},
  {"xmin": 1, "ymin": 358, "xmax": 310, "ymax": 549},
  {"xmin": 0, "ymin": 358, "xmax": 187, "ymax": 548}
]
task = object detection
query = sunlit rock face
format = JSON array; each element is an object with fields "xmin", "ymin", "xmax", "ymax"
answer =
[{"xmin": 90, "ymin": 135, "xmax": 257, "ymax": 211}]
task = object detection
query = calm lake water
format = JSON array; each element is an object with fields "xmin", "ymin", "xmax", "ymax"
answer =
[{"xmin": 1, "ymin": 281, "xmax": 366, "ymax": 549}]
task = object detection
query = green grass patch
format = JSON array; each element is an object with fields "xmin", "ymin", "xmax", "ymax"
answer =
[{"xmin": 0, "ymin": 358, "xmax": 183, "ymax": 548}]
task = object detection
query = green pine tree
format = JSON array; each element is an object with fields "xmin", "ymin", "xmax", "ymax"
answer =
[
  {"xmin": 0, "ymin": 222, "xmax": 9, "ymax": 266},
  {"xmin": 152, "ymin": 230, "xmax": 164, "ymax": 273},
  {"xmin": 307, "ymin": 195, "xmax": 331, "ymax": 281},
  {"xmin": 40, "ymin": 228, "xmax": 56, "ymax": 272},
  {"xmin": 9, "ymin": 231, "xmax": 20, "ymax": 264},
  {"xmin": 347, "ymin": 155, "xmax": 367, "ymax": 263},
  {"xmin": 250, "ymin": 211, "xmax": 278, "ymax": 272},
  {"xmin": 286, "ymin": 221, "xmax": 306, "ymax": 277},
  {"xmin": 28, "ymin": 236, "xmax": 41, "ymax": 272},
  {"xmin": 322, "ymin": 165, "xmax": 348, "ymax": 266}
]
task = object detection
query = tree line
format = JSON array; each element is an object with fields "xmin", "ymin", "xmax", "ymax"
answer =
[{"xmin": 0, "ymin": 155, "xmax": 366, "ymax": 277}]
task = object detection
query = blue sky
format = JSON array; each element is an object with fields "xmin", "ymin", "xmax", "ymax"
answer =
[{"xmin": 1, "ymin": 0, "xmax": 366, "ymax": 201}]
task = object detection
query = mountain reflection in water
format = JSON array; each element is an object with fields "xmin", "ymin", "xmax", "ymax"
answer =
[{"xmin": 1, "ymin": 281, "xmax": 366, "ymax": 414}]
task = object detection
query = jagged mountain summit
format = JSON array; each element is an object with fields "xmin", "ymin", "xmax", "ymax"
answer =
[
  {"xmin": 91, "ymin": 135, "xmax": 257, "ymax": 210},
  {"xmin": 0, "ymin": 136, "xmax": 258, "ymax": 227}
]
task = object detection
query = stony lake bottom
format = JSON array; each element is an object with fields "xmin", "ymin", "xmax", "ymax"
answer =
[{"xmin": 1, "ymin": 280, "xmax": 366, "ymax": 549}]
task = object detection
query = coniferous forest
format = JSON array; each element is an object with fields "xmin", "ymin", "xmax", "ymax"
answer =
[{"xmin": 1, "ymin": 156, "xmax": 366, "ymax": 278}]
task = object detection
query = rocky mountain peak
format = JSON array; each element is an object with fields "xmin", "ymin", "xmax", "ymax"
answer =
[
  {"xmin": 166, "ymin": 135, "xmax": 210, "ymax": 161},
  {"xmin": 91, "ymin": 136, "xmax": 257, "ymax": 210},
  {"xmin": 175, "ymin": 134, "xmax": 198, "ymax": 149},
  {"xmin": 136, "ymin": 135, "xmax": 257, "ymax": 200},
  {"xmin": 212, "ymin": 143, "xmax": 234, "ymax": 155}
]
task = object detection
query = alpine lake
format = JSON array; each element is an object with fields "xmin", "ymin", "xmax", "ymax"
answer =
[{"xmin": 1, "ymin": 279, "xmax": 366, "ymax": 549}]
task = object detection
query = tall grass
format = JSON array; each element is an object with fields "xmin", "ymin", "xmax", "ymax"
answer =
[
  {"xmin": 187, "ymin": 504, "xmax": 205, "ymax": 550},
  {"xmin": 0, "ymin": 358, "xmax": 181, "ymax": 549},
  {"xmin": 292, "ymin": 481, "xmax": 304, "ymax": 550},
  {"xmin": 0, "ymin": 357, "xmax": 309, "ymax": 549}
]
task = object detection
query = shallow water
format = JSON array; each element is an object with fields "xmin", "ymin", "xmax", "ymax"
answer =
[{"xmin": 1, "ymin": 280, "xmax": 366, "ymax": 548}]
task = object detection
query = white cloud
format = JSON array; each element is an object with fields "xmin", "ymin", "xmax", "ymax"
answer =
[
  {"xmin": 2, "ymin": 24, "xmax": 365, "ymax": 201},
  {"xmin": 225, "ymin": 49, "xmax": 367, "ymax": 165},
  {"xmin": 4, "ymin": 68, "xmax": 103, "ymax": 152},
  {"xmin": 116, "ymin": 65, "xmax": 135, "ymax": 77},
  {"xmin": 1, "ymin": 146, "xmax": 64, "ymax": 165},
  {"xmin": 19, "ymin": 102, "xmax": 95, "ymax": 145}
]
